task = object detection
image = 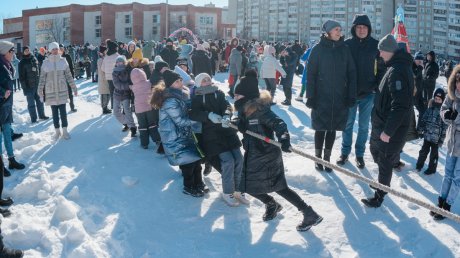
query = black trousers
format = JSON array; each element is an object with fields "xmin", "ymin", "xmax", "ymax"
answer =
[
  {"xmin": 370, "ymin": 138, "xmax": 400, "ymax": 196},
  {"xmin": 314, "ymin": 130, "xmax": 336, "ymax": 150},
  {"xmin": 68, "ymin": 85, "xmax": 75, "ymax": 110},
  {"xmin": 416, "ymin": 139, "xmax": 439, "ymax": 173},
  {"xmin": 264, "ymin": 78, "xmax": 277, "ymax": 98},
  {"xmin": 251, "ymin": 187, "xmax": 308, "ymax": 211},
  {"xmin": 107, "ymin": 80, "xmax": 115, "ymax": 109},
  {"xmin": 179, "ymin": 160, "xmax": 203, "ymax": 189}
]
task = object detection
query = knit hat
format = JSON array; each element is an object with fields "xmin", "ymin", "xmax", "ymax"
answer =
[
  {"xmin": 154, "ymin": 55, "xmax": 164, "ymax": 63},
  {"xmin": 0, "ymin": 41, "xmax": 14, "ymax": 55},
  {"xmin": 116, "ymin": 55, "xmax": 127, "ymax": 64},
  {"xmin": 433, "ymin": 88, "xmax": 446, "ymax": 101},
  {"xmin": 162, "ymin": 70, "xmax": 181, "ymax": 87},
  {"xmin": 22, "ymin": 46, "xmax": 30, "ymax": 52},
  {"xmin": 154, "ymin": 61, "xmax": 169, "ymax": 72},
  {"xmin": 234, "ymin": 70, "xmax": 260, "ymax": 99},
  {"xmin": 166, "ymin": 38, "xmax": 174, "ymax": 44},
  {"xmin": 195, "ymin": 73, "xmax": 212, "ymax": 87},
  {"xmin": 107, "ymin": 40, "xmax": 118, "ymax": 52},
  {"xmin": 414, "ymin": 51, "xmax": 424, "ymax": 61},
  {"xmin": 176, "ymin": 58, "xmax": 188, "ymax": 67},
  {"xmin": 132, "ymin": 48, "xmax": 143, "ymax": 59},
  {"xmin": 378, "ymin": 34, "xmax": 398, "ymax": 53},
  {"xmin": 322, "ymin": 19, "xmax": 342, "ymax": 33},
  {"xmin": 48, "ymin": 42, "xmax": 60, "ymax": 51}
]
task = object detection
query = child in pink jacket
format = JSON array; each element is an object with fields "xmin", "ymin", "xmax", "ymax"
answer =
[{"xmin": 130, "ymin": 68, "xmax": 161, "ymax": 149}]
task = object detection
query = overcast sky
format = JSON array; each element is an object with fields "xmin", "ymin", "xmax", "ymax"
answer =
[{"xmin": 0, "ymin": 0, "xmax": 228, "ymax": 19}]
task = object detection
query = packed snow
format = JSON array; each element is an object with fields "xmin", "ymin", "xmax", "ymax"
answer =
[{"xmin": 2, "ymin": 73, "xmax": 459, "ymax": 257}]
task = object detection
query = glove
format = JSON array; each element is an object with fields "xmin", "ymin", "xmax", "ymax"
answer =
[
  {"xmin": 279, "ymin": 133, "xmax": 292, "ymax": 153},
  {"xmin": 305, "ymin": 98, "xmax": 315, "ymax": 109},
  {"xmin": 221, "ymin": 115, "xmax": 231, "ymax": 128},
  {"xmin": 208, "ymin": 112, "xmax": 222, "ymax": 124},
  {"xmin": 444, "ymin": 108, "xmax": 458, "ymax": 120}
]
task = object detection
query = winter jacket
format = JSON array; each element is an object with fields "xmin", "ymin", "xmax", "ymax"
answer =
[
  {"xmin": 418, "ymin": 100, "xmax": 447, "ymax": 144},
  {"xmin": 224, "ymin": 38, "xmax": 239, "ymax": 63},
  {"xmin": 38, "ymin": 54, "xmax": 77, "ymax": 106},
  {"xmin": 37, "ymin": 54, "xmax": 46, "ymax": 69},
  {"xmin": 371, "ymin": 49, "xmax": 414, "ymax": 153},
  {"xmin": 236, "ymin": 91, "xmax": 288, "ymax": 194},
  {"xmin": 441, "ymin": 94, "xmax": 460, "ymax": 157},
  {"xmin": 300, "ymin": 47, "xmax": 313, "ymax": 86},
  {"xmin": 18, "ymin": 54, "xmax": 40, "ymax": 95},
  {"xmin": 101, "ymin": 53, "xmax": 118, "ymax": 81},
  {"xmin": 280, "ymin": 47, "xmax": 298, "ymax": 87},
  {"xmin": 142, "ymin": 41, "xmax": 155, "ymax": 60},
  {"xmin": 191, "ymin": 50, "xmax": 212, "ymax": 77},
  {"xmin": 189, "ymin": 85, "xmax": 241, "ymax": 157},
  {"xmin": 246, "ymin": 52, "xmax": 259, "ymax": 74},
  {"xmin": 291, "ymin": 43, "xmax": 303, "ymax": 61},
  {"xmin": 112, "ymin": 64, "xmax": 132, "ymax": 101},
  {"xmin": 160, "ymin": 46, "xmax": 179, "ymax": 70},
  {"xmin": 260, "ymin": 54, "xmax": 286, "ymax": 79},
  {"xmin": 159, "ymin": 87, "xmax": 201, "ymax": 166},
  {"xmin": 423, "ymin": 60, "xmax": 439, "ymax": 97},
  {"xmin": 62, "ymin": 53, "xmax": 75, "ymax": 78},
  {"xmin": 229, "ymin": 48, "xmax": 242, "ymax": 76},
  {"xmin": 179, "ymin": 44, "xmax": 194, "ymax": 70},
  {"xmin": 12, "ymin": 56, "xmax": 19, "ymax": 80},
  {"xmin": 97, "ymin": 58, "xmax": 110, "ymax": 94},
  {"xmin": 345, "ymin": 15, "xmax": 385, "ymax": 99},
  {"xmin": 126, "ymin": 58, "xmax": 152, "ymax": 85},
  {"xmin": 0, "ymin": 58, "xmax": 14, "ymax": 124},
  {"xmin": 306, "ymin": 35, "xmax": 357, "ymax": 131},
  {"xmin": 130, "ymin": 68, "xmax": 153, "ymax": 114}
]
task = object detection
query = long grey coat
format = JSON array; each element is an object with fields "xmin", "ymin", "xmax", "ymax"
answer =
[{"xmin": 441, "ymin": 96, "xmax": 460, "ymax": 157}]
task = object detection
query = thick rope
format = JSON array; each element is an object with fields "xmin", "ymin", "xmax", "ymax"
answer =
[{"xmin": 229, "ymin": 123, "xmax": 460, "ymax": 224}]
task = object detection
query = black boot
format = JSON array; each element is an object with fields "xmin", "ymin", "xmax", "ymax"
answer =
[
  {"xmin": 430, "ymin": 197, "xmax": 445, "ymax": 217},
  {"xmin": 281, "ymin": 99, "xmax": 291, "ymax": 106},
  {"xmin": 11, "ymin": 133, "xmax": 23, "ymax": 142},
  {"xmin": 361, "ymin": 191, "xmax": 385, "ymax": 208},
  {"xmin": 336, "ymin": 155, "xmax": 348, "ymax": 165},
  {"xmin": 263, "ymin": 199, "xmax": 283, "ymax": 221},
  {"xmin": 0, "ymin": 197, "xmax": 13, "ymax": 207},
  {"xmin": 122, "ymin": 124, "xmax": 129, "ymax": 132},
  {"xmin": 0, "ymin": 246, "xmax": 23, "ymax": 258},
  {"xmin": 297, "ymin": 206, "xmax": 323, "ymax": 231},
  {"xmin": 355, "ymin": 157, "xmax": 365, "ymax": 169},
  {"xmin": 130, "ymin": 127, "xmax": 137, "ymax": 137},
  {"xmin": 3, "ymin": 167, "xmax": 11, "ymax": 177},
  {"xmin": 8, "ymin": 157, "xmax": 25, "ymax": 170},
  {"xmin": 156, "ymin": 142, "xmax": 165, "ymax": 154},
  {"xmin": 203, "ymin": 162, "xmax": 212, "ymax": 176},
  {"xmin": 102, "ymin": 107, "xmax": 112, "ymax": 114},
  {"xmin": 0, "ymin": 207, "xmax": 11, "ymax": 217},
  {"xmin": 315, "ymin": 149, "xmax": 323, "ymax": 171},
  {"xmin": 434, "ymin": 201, "xmax": 451, "ymax": 221},
  {"xmin": 323, "ymin": 149, "xmax": 332, "ymax": 172}
]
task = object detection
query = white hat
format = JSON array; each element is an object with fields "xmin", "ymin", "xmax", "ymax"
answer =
[
  {"xmin": 48, "ymin": 42, "xmax": 60, "ymax": 51},
  {"xmin": 195, "ymin": 73, "xmax": 212, "ymax": 87},
  {"xmin": 0, "ymin": 40, "xmax": 14, "ymax": 55}
]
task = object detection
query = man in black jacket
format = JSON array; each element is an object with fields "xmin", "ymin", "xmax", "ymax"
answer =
[
  {"xmin": 280, "ymin": 47, "xmax": 297, "ymax": 105},
  {"xmin": 423, "ymin": 51, "xmax": 439, "ymax": 101},
  {"xmin": 362, "ymin": 34, "xmax": 414, "ymax": 208},
  {"xmin": 60, "ymin": 44, "xmax": 77, "ymax": 112},
  {"xmin": 338, "ymin": 14, "xmax": 386, "ymax": 169}
]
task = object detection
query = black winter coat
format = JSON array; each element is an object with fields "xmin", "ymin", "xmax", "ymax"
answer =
[
  {"xmin": 18, "ymin": 54, "xmax": 40, "ymax": 95},
  {"xmin": 371, "ymin": 49, "xmax": 414, "ymax": 153},
  {"xmin": 306, "ymin": 35, "xmax": 357, "ymax": 131},
  {"xmin": 160, "ymin": 47, "xmax": 179, "ymax": 70},
  {"xmin": 236, "ymin": 92, "xmax": 288, "ymax": 194},
  {"xmin": 191, "ymin": 50, "xmax": 212, "ymax": 77},
  {"xmin": 189, "ymin": 86, "xmax": 241, "ymax": 157},
  {"xmin": 423, "ymin": 60, "xmax": 439, "ymax": 98},
  {"xmin": 280, "ymin": 47, "xmax": 298, "ymax": 88},
  {"xmin": 62, "ymin": 53, "xmax": 74, "ymax": 78},
  {"xmin": 0, "ymin": 60, "xmax": 14, "ymax": 125}
]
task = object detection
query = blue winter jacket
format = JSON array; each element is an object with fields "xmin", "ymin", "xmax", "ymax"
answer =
[
  {"xmin": 301, "ymin": 46, "xmax": 314, "ymax": 86},
  {"xmin": 159, "ymin": 88, "xmax": 201, "ymax": 166}
]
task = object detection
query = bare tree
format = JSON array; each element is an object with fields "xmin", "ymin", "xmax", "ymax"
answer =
[{"xmin": 47, "ymin": 16, "xmax": 63, "ymax": 42}]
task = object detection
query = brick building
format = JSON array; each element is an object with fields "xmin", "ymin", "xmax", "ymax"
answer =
[{"xmin": 1, "ymin": 2, "xmax": 236, "ymax": 49}]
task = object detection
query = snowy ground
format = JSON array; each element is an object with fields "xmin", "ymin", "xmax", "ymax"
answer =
[{"xmin": 2, "ymin": 73, "xmax": 459, "ymax": 258}]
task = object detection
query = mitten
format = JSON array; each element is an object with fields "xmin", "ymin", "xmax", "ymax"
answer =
[
  {"xmin": 208, "ymin": 112, "xmax": 222, "ymax": 123},
  {"xmin": 279, "ymin": 132, "xmax": 292, "ymax": 153},
  {"xmin": 221, "ymin": 115, "xmax": 231, "ymax": 128}
]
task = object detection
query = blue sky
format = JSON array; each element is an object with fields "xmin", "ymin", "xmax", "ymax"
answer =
[{"xmin": 1, "ymin": 0, "xmax": 228, "ymax": 19}]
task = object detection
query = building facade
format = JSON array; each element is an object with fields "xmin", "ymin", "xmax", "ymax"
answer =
[{"xmin": 1, "ymin": 3, "xmax": 231, "ymax": 49}]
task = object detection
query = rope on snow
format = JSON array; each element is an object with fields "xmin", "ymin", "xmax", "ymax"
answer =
[{"xmin": 229, "ymin": 123, "xmax": 460, "ymax": 224}]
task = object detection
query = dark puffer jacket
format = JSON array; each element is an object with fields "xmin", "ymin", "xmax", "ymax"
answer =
[
  {"xmin": 423, "ymin": 53, "xmax": 439, "ymax": 98},
  {"xmin": 191, "ymin": 50, "xmax": 212, "ymax": 77},
  {"xmin": 371, "ymin": 49, "xmax": 414, "ymax": 153},
  {"xmin": 236, "ymin": 91, "xmax": 288, "ymax": 194},
  {"xmin": 418, "ymin": 100, "xmax": 447, "ymax": 144},
  {"xmin": 160, "ymin": 46, "xmax": 179, "ymax": 70},
  {"xmin": 306, "ymin": 35, "xmax": 357, "ymax": 131},
  {"xmin": 0, "ymin": 60, "xmax": 14, "ymax": 124},
  {"xmin": 345, "ymin": 14, "xmax": 386, "ymax": 99},
  {"xmin": 18, "ymin": 54, "xmax": 40, "ymax": 95},
  {"xmin": 189, "ymin": 85, "xmax": 241, "ymax": 157},
  {"xmin": 280, "ymin": 47, "xmax": 298, "ymax": 88}
]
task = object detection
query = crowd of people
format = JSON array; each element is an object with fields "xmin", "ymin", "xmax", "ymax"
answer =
[{"xmin": 0, "ymin": 12, "xmax": 460, "ymax": 256}]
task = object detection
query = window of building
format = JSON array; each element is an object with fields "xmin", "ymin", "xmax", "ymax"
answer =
[
  {"xmin": 125, "ymin": 27, "xmax": 132, "ymax": 37},
  {"xmin": 125, "ymin": 14, "xmax": 131, "ymax": 24},
  {"xmin": 153, "ymin": 15, "xmax": 158, "ymax": 23},
  {"xmin": 63, "ymin": 30, "xmax": 70, "ymax": 41},
  {"xmin": 96, "ymin": 28, "xmax": 101, "ymax": 38},
  {"xmin": 152, "ymin": 27, "xmax": 158, "ymax": 35},
  {"xmin": 63, "ymin": 17, "xmax": 70, "ymax": 28},
  {"xmin": 96, "ymin": 15, "xmax": 101, "ymax": 25}
]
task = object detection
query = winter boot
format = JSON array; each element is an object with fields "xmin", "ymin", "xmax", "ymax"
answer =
[
  {"xmin": 281, "ymin": 99, "xmax": 291, "ymax": 106},
  {"xmin": 234, "ymin": 191, "xmax": 250, "ymax": 205},
  {"xmin": 183, "ymin": 186, "xmax": 204, "ymax": 198},
  {"xmin": 203, "ymin": 162, "xmax": 212, "ymax": 176},
  {"xmin": 315, "ymin": 149, "xmax": 323, "ymax": 171},
  {"xmin": 130, "ymin": 127, "xmax": 137, "ymax": 137},
  {"xmin": 297, "ymin": 206, "xmax": 323, "ymax": 231},
  {"xmin": 434, "ymin": 201, "xmax": 451, "ymax": 221},
  {"xmin": 336, "ymin": 155, "xmax": 348, "ymax": 165},
  {"xmin": 197, "ymin": 183, "xmax": 210, "ymax": 194},
  {"xmin": 355, "ymin": 157, "xmax": 365, "ymax": 169},
  {"xmin": 62, "ymin": 127, "xmax": 71, "ymax": 140},
  {"xmin": 0, "ymin": 207, "xmax": 11, "ymax": 217},
  {"xmin": 0, "ymin": 246, "xmax": 23, "ymax": 258},
  {"xmin": 361, "ymin": 191, "xmax": 385, "ymax": 208},
  {"xmin": 223, "ymin": 193, "xmax": 239, "ymax": 207},
  {"xmin": 295, "ymin": 96, "xmax": 304, "ymax": 102},
  {"xmin": 430, "ymin": 197, "xmax": 445, "ymax": 217},
  {"xmin": 393, "ymin": 161, "xmax": 405, "ymax": 172},
  {"xmin": 323, "ymin": 149, "xmax": 332, "ymax": 172},
  {"xmin": 156, "ymin": 142, "xmax": 165, "ymax": 154},
  {"xmin": 122, "ymin": 124, "xmax": 129, "ymax": 132},
  {"xmin": 263, "ymin": 199, "xmax": 283, "ymax": 221},
  {"xmin": 423, "ymin": 169, "xmax": 436, "ymax": 175},
  {"xmin": 54, "ymin": 128, "xmax": 61, "ymax": 140},
  {"xmin": 3, "ymin": 167, "xmax": 11, "ymax": 177},
  {"xmin": 11, "ymin": 132, "xmax": 23, "ymax": 141},
  {"xmin": 8, "ymin": 157, "xmax": 25, "ymax": 170},
  {"xmin": 0, "ymin": 197, "xmax": 13, "ymax": 207},
  {"xmin": 102, "ymin": 107, "xmax": 112, "ymax": 114}
]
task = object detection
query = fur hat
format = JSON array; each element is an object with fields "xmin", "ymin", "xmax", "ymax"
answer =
[
  {"xmin": 48, "ymin": 42, "xmax": 60, "ymax": 51},
  {"xmin": 195, "ymin": 73, "xmax": 212, "ymax": 87},
  {"xmin": 154, "ymin": 61, "xmax": 169, "ymax": 72},
  {"xmin": 202, "ymin": 42, "xmax": 210, "ymax": 49},
  {"xmin": 234, "ymin": 70, "xmax": 260, "ymax": 99},
  {"xmin": 132, "ymin": 48, "xmax": 143, "ymax": 60},
  {"xmin": 196, "ymin": 44, "xmax": 205, "ymax": 51},
  {"xmin": 162, "ymin": 70, "xmax": 181, "ymax": 88},
  {"xmin": 107, "ymin": 40, "xmax": 118, "ymax": 52},
  {"xmin": 378, "ymin": 34, "xmax": 398, "ymax": 53},
  {"xmin": 0, "ymin": 41, "xmax": 14, "ymax": 55},
  {"xmin": 433, "ymin": 88, "xmax": 446, "ymax": 101}
]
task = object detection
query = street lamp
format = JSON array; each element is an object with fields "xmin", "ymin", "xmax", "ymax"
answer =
[{"xmin": 165, "ymin": 0, "xmax": 169, "ymax": 38}]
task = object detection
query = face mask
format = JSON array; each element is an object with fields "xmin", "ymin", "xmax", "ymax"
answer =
[
  {"xmin": 234, "ymin": 98, "xmax": 248, "ymax": 112},
  {"xmin": 433, "ymin": 102, "xmax": 442, "ymax": 108}
]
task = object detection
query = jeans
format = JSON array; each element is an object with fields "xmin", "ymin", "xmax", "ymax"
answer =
[
  {"xmin": 341, "ymin": 93, "xmax": 375, "ymax": 157},
  {"xmin": 113, "ymin": 98, "xmax": 136, "ymax": 128},
  {"xmin": 51, "ymin": 104, "xmax": 68, "ymax": 128},
  {"xmin": 25, "ymin": 91, "xmax": 45, "ymax": 122},
  {"xmin": 251, "ymin": 187, "xmax": 308, "ymax": 211},
  {"xmin": 264, "ymin": 78, "xmax": 277, "ymax": 98},
  {"xmin": 0, "ymin": 123, "xmax": 14, "ymax": 157},
  {"xmin": 218, "ymin": 148, "xmax": 243, "ymax": 194},
  {"xmin": 440, "ymin": 154, "xmax": 460, "ymax": 205}
]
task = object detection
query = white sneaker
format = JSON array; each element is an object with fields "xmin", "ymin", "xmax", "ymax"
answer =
[
  {"xmin": 223, "ymin": 193, "xmax": 239, "ymax": 207},
  {"xmin": 62, "ymin": 127, "xmax": 71, "ymax": 140},
  {"xmin": 234, "ymin": 191, "xmax": 250, "ymax": 205},
  {"xmin": 54, "ymin": 129, "xmax": 61, "ymax": 140},
  {"xmin": 295, "ymin": 96, "xmax": 303, "ymax": 101}
]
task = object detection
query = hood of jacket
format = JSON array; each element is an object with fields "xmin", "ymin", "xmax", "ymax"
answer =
[
  {"xmin": 244, "ymin": 90, "xmax": 272, "ymax": 117},
  {"xmin": 350, "ymin": 14, "xmax": 372, "ymax": 38},
  {"xmin": 130, "ymin": 68, "xmax": 148, "ymax": 84}
]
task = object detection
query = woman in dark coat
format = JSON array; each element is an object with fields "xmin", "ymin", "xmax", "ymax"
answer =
[
  {"xmin": 191, "ymin": 45, "xmax": 212, "ymax": 77},
  {"xmin": 233, "ymin": 72, "xmax": 322, "ymax": 231},
  {"xmin": 306, "ymin": 20, "xmax": 357, "ymax": 172}
]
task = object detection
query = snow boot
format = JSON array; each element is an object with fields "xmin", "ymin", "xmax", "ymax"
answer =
[
  {"xmin": 62, "ymin": 127, "xmax": 70, "ymax": 140},
  {"xmin": 223, "ymin": 193, "xmax": 239, "ymax": 207},
  {"xmin": 281, "ymin": 99, "xmax": 291, "ymax": 106},
  {"xmin": 434, "ymin": 201, "xmax": 451, "ymax": 221},
  {"xmin": 336, "ymin": 155, "xmax": 348, "ymax": 165},
  {"xmin": 315, "ymin": 149, "xmax": 323, "ymax": 171},
  {"xmin": 361, "ymin": 191, "xmax": 385, "ymax": 208},
  {"xmin": 423, "ymin": 169, "xmax": 436, "ymax": 175},
  {"xmin": 0, "ymin": 197, "xmax": 13, "ymax": 207},
  {"xmin": 54, "ymin": 128, "xmax": 61, "ymax": 140},
  {"xmin": 0, "ymin": 246, "xmax": 23, "ymax": 258},
  {"xmin": 296, "ymin": 206, "xmax": 323, "ymax": 231},
  {"xmin": 8, "ymin": 157, "xmax": 25, "ymax": 170},
  {"xmin": 356, "ymin": 157, "xmax": 365, "ymax": 169},
  {"xmin": 263, "ymin": 199, "xmax": 283, "ymax": 221},
  {"xmin": 197, "ymin": 183, "xmax": 210, "ymax": 194},
  {"xmin": 130, "ymin": 127, "xmax": 137, "ymax": 137},
  {"xmin": 323, "ymin": 149, "xmax": 332, "ymax": 172},
  {"xmin": 156, "ymin": 142, "xmax": 165, "ymax": 154},
  {"xmin": 393, "ymin": 161, "xmax": 405, "ymax": 172},
  {"xmin": 11, "ymin": 132, "xmax": 23, "ymax": 142},
  {"xmin": 3, "ymin": 167, "xmax": 11, "ymax": 177},
  {"xmin": 203, "ymin": 162, "xmax": 212, "ymax": 176},
  {"xmin": 234, "ymin": 191, "xmax": 250, "ymax": 205},
  {"xmin": 183, "ymin": 187, "xmax": 204, "ymax": 198},
  {"xmin": 122, "ymin": 124, "xmax": 129, "ymax": 132},
  {"xmin": 295, "ymin": 96, "xmax": 303, "ymax": 102},
  {"xmin": 430, "ymin": 197, "xmax": 445, "ymax": 217},
  {"xmin": 102, "ymin": 107, "xmax": 112, "ymax": 114}
]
